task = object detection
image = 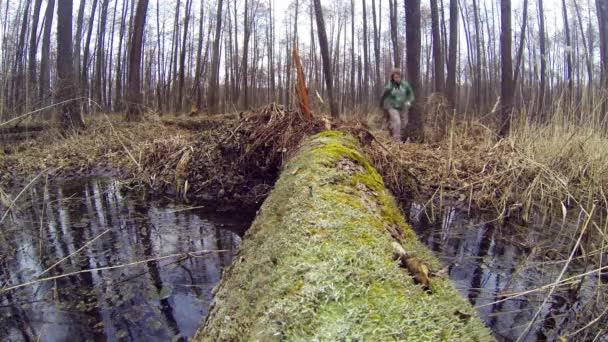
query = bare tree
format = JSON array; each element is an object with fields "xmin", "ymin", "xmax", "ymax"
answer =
[
  {"xmin": 430, "ymin": 0, "xmax": 445, "ymax": 92},
  {"xmin": 499, "ymin": 0, "xmax": 513, "ymax": 137},
  {"xmin": 27, "ymin": 0, "xmax": 43, "ymax": 110},
  {"xmin": 405, "ymin": 0, "xmax": 424, "ymax": 141},
  {"xmin": 313, "ymin": 0, "xmax": 338, "ymax": 118},
  {"xmin": 207, "ymin": 0, "xmax": 224, "ymax": 114},
  {"xmin": 81, "ymin": 0, "xmax": 99, "ymax": 98},
  {"xmin": 126, "ymin": 0, "xmax": 150, "ymax": 121},
  {"xmin": 538, "ymin": 0, "xmax": 547, "ymax": 116},
  {"xmin": 446, "ymin": 0, "xmax": 458, "ymax": 107},
  {"xmin": 39, "ymin": 0, "xmax": 55, "ymax": 106},
  {"xmin": 57, "ymin": 0, "xmax": 85, "ymax": 130},
  {"xmin": 177, "ymin": 0, "xmax": 193, "ymax": 112},
  {"xmin": 389, "ymin": 0, "xmax": 401, "ymax": 68},
  {"xmin": 597, "ymin": 0, "xmax": 608, "ymax": 89},
  {"xmin": 361, "ymin": 0, "xmax": 369, "ymax": 106},
  {"xmin": 562, "ymin": 0, "xmax": 573, "ymax": 93}
]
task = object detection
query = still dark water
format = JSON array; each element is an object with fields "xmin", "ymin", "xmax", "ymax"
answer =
[
  {"xmin": 0, "ymin": 178, "xmax": 250, "ymax": 341},
  {"xmin": 409, "ymin": 203, "xmax": 608, "ymax": 341},
  {"xmin": 1, "ymin": 178, "xmax": 606, "ymax": 341}
]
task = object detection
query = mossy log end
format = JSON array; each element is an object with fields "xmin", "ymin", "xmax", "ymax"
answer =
[{"xmin": 195, "ymin": 131, "xmax": 493, "ymax": 341}]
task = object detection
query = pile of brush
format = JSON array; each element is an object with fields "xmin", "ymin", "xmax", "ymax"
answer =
[{"xmin": 156, "ymin": 103, "xmax": 327, "ymax": 206}]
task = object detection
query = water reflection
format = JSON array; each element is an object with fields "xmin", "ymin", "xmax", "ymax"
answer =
[
  {"xmin": 408, "ymin": 203, "xmax": 607, "ymax": 341},
  {"xmin": 0, "ymin": 177, "xmax": 248, "ymax": 341}
]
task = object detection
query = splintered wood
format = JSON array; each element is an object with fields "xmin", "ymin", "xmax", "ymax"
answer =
[{"xmin": 292, "ymin": 45, "xmax": 312, "ymax": 120}]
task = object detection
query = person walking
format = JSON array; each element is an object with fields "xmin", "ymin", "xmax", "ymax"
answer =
[{"xmin": 380, "ymin": 68, "xmax": 415, "ymax": 141}]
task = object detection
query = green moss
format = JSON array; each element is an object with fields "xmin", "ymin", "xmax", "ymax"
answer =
[{"xmin": 195, "ymin": 131, "xmax": 494, "ymax": 341}]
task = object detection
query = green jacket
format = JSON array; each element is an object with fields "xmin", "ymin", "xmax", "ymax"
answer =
[{"xmin": 380, "ymin": 81, "xmax": 415, "ymax": 110}]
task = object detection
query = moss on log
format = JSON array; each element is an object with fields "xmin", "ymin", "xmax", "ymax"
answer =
[{"xmin": 195, "ymin": 131, "xmax": 493, "ymax": 341}]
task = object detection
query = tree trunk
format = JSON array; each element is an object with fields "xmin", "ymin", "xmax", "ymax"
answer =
[
  {"xmin": 57, "ymin": 0, "xmax": 85, "ymax": 131},
  {"xmin": 499, "ymin": 0, "xmax": 513, "ymax": 137},
  {"xmin": 240, "ymin": 0, "xmax": 252, "ymax": 109},
  {"xmin": 405, "ymin": 0, "xmax": 424, "ymax": 141},
  {"xmin": 573, "ymin": 1, "xmax": 592, "ymax": 88},
  {"xmin": 313, "ymin": 0, "xmax": 338, "ymax": 118},
  {"xmin": 207, "ymin": 0, "xmax": 224, "ymax": 114},
  {"xmin": 192, "ymin": 0, "xmax": 205, "ymax": 109},
  {"xmin": 562, "ymin": 0, "xmax": 573, "ymax": 94},
  {"xmin": 81, "ymin": 0, "xmax": 99, "ymax": 99},
  {"xmin": 194, "ymin": 131, "xmax": 492, "ymax": 341},
  {"xmin": 472, "ymin": 0, "xmax": 482, "ymax": 107},
  {"xmin": 39, "ymin": 0, "xmax": 55, "ymax": 105},
  {"xmin": 430, "ymin": 0, "xmax": 445, "ymax": 93},
  {"xmin": 125, "ymin": 0, "xmax": 149, "ymax": 121},
  {"xmin": 371, "ymin": 0, "xmax": 381, "ymax": 94},
  {"xmin": 538, "ymin": 0, "xmax": 547, "ymax": 118},
  {"xmin": 361, "ymin": 0, "xmax": 369, "ymax": 107},
  {"xmin": 598, "ymin": 0, "xmax": 608, "ymax": 121},
  {"xmin": 114, "ymin": 0, "xmax": 129, "ymax": 112},
  {"xmin": 27, "ymin": 0, "xmax": 43, "ymax": 110},
  {"xmin": 446, "ymin": 0, "xmax": 458, "ymax": 108},
  {"xmin": 513, "ymin": 0, "xmax": 528, "ymax": 88},
  {"xmin": 350, "ymin": 0, "xmax": 356, "ymax": 106},
  {"xmin": 177, "ymin": 0, "xmax": 193, "ymax": 112},
  {"xmin": 74, "ymin": 0, "xmax": 86, "ymax": 84},
  {"xmin": 389, "ymin": 0, "xmax": 401, "ymax": 68},
  {"xmin": 13, "ymin": 0, "xmax": 31, "ymax": 114},
  {"xmin": 95, "ymin": 0, "xmax": 110, "ymax": 110}
]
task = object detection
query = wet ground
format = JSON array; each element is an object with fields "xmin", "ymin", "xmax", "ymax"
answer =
[
  {"xmin": 1, "ymin": 177, "xmax": 606, "ymax": 341},
  {"xmin": 0, "ymin": 177, "xmax": 251, "ymax": 341}
]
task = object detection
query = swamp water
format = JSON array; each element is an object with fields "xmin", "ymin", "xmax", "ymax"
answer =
[
  {"xmin": 1, "ymin": 177, "xmax": 606, "ymax": 341},
  {"xmin": 0, "ymin": 178, "xmax": 251, "ymax": 341}
]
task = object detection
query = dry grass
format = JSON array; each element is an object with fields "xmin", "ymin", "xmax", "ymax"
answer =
[
  {"xmin": 0, "ymin": 113, "xmax": 197, "ymax": 189},
  {"xmin": 364, "ymin": 113, "xmax": 608, "ymax": 223}
]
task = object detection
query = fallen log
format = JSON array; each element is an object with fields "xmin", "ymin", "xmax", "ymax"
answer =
[{"xmin": 195, "ymin": 131, "xmax": 493, "ymax": 341}]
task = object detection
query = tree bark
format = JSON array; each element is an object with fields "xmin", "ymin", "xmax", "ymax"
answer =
[
  {"xmin": 94, "ymin": 0, "xmax": 110, "ymax": 110},
  {"xmin": 371, "ymin": 0, "xmax": 381, "ymax": 94},
  {"xmin": 39, "ymin": 0, "xmax": 55, "ymax": 105},
  {"xmin": 27, "ymin": 0, "xmax": 43, "ymax": 110},
  {"xmin": 177, "ymin": 0, "xmax": 193, "ymax": 112},
  {"xmin": 513, "ymin": 0, "xmax": 528, "ymax": 89},
  {"xmin": 81, "ymin": 0, "xmax": 99, "ymax": 98},
  {"xmin": 313, "ymin": 0, "xmax": 338, "ymax": 118},
  {"xmin": 389, "ymin": 0, "xmax": 401, "ymax": 68},
  {"xmin": 446, "ymin": 0, "xmax": 458, "ymax": 108},
  {"xmin": 207, "ymin": 0, "xmax": 224, "ymax": 114},
  {"xmin": 361, "ymin": 0, "xmax": 369, "ymax": 107},
  {"xmin": 240, "ymin": 0, "xmax": 252, "ymax": 109},
  {"xmin": 13, "ymin": 0, "xmax": 32, "ymax": 114},
  {"xmin": 405, "ymin": 0, "xmax": 424, "ymax": 141},
  {"xmin": 499, "ymin": 0, "xmax": 513, "ymax": 137},
  {"xmin": 538, "ymin": 0, "xmax": 547, "ymax": 117},
  {"xmin": 350, "ymin": 0, "xmax": 356, "ymax": 105},
  {"xmin": 114, "ymin": 0, "xmax": 129, "ymax": 112},
  {"xmin": 430, "ymin": 0, "xmax": 445, "ymax": 93},
  {"xmin": 57, "ymin": 0, "xmax": 85, "ymax": 131},
  {"xmin": 125, "ymin": 0, "xmax": 149, "ymax": 121},
  {"xmin": 74, "ymin": 0, "xmax": 86, "ymax": 80},
  {"xmin": 562, "ymin": 0, "xmax": 573, "ymax": 94}
]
